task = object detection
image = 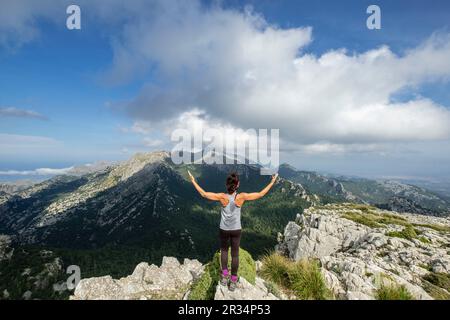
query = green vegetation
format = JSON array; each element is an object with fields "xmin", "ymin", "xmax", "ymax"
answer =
[
  {"xmin": 421, "ymin": 273, "xmax": 450, "ymax": 300},
  {"xmin": 341, "ymin": 210, "xmax": 410, "ymax": 229},
  {"xmin": 259, "ymin": 251, "xmax": 291, "ymax": 288},
  {"xmin": 341, "ymin": 212, "xmax": 383, "ymax": 228},
  {"xmin": 375, "ymin": 283, "xmax": 413, "ymax": 300},
  {"xmin": 289, "ymin": 259, "xmax": 333, "ymax": 300},
  {"xmin": 259, "ymin": 252, "xmax": 332, "ymax": 300},
  {"xmin": 344, "ymin": 203, "xmax": 377, "ymax": 212},
  {"xmin": 418, "ymin": 263, "xmax": 432, "ymax": 271},
  {"xmin": 189, "ymin": 248, "xmax": 256, "ymax": 300},
  {"xmin": 263, "ymin": 280, "xmax": 282, "ymax": 298},
  {"xmin": 0, "ymin": 247, "xmax": 69, "ymax": 300},
  {"xmin": 412, "ymin": 223, "xmax": 450, "ymax": 233},
  {"xmin": 386, "ymin": 226, "xmax": 418, "ymax": 241},
  {"xmin": 422, "ymin": 272, "xmax": 450, "ymax": 300},
  {"xmin": 418, "ymin": 236, "xmax": 431, "ymax": 244},
  {"xmin": 423, "ymin": 272, "xmax": 450, "ymax": 292},
  {"xmin": 341, "ymin": 209, "xmax": 444, "ymax": 244}
]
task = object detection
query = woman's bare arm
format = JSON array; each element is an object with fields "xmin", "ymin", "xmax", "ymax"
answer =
[
  {"xmin": 237, "ymin": 174, "xmax": 278, "ymax": 204},
  {"xmin": 188, "ymin": 170, "xmax": 227, "ymax": 204}
]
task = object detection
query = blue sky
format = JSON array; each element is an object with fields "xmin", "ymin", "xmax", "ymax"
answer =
[{"xmin": 0, "ymin": 0, "xmax": 450, "ymax": 182}]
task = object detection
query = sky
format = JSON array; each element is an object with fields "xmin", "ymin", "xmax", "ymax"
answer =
[{"xmin": 0, "ymin": 0, "xmax": 450, "ymax": 182}]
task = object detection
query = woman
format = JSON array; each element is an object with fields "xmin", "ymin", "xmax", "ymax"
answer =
[{"xmin": 187, "ymin": 170, "xmax": 278, "ymax": 291}]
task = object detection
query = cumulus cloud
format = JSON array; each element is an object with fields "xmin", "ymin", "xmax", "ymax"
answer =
[
  {"xmin": 102, "ymin": 1, "xmax": 450, "ymax": 147},
  {"xmin": 0, "ymin": 0, "xmax": 63, "ymax": 50},
  {"xmin": 3, "ymin": 0, "xmax": 450, "ymax": 153},
  {"xmin": 0, "ymin": 107, "xmax": 47, "ymax": 120}
]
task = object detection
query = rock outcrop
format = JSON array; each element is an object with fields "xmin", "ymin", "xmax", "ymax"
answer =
[
  {"xmin": 214, "ymin": 277, "xmax": 279, "ymax": 300},
  {"xmin": 277, "ymin": 203, "xmax": 450, "ymax": 300},
  {"xmin": 71, "ymin": 257, "xmax": 204, "ymax": 300},
  {"xmin": 71, "ymin": 254, "xmax": 280, "ymax": 300}
]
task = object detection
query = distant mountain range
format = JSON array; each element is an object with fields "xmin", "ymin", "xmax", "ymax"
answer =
[{"xmin": 278, "ymin": 163, "xmax": 450, "ymax": 216}]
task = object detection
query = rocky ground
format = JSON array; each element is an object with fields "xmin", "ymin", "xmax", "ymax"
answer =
[
  {"xmin": 70, "ymin": 254, "xmax": 281, "ymax": 300},
  {"xmin": 277, "ymin": 203, "xmax": 450, "ymax": 299}
]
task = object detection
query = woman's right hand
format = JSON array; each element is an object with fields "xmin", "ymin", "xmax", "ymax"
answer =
[{"xmin": 271, "ymin": 173, "xmax": 279, "ymax": 184}]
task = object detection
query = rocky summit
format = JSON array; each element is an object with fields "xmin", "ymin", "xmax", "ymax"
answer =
[
  {"xmin": 71, "ymin": 257, "xmax": 204, "ymax": 300},
  {"xmin": 277, "ymin": 203, "xmax": 450, "ymax": 299},
  {"xmin": 70, "ymin": 254, "xmax": 278, "ymax": 300}
]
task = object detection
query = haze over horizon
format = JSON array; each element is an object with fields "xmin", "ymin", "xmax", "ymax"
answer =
[{"xmin": 1, "ymin": 0, "xmax": 450, "ymax": 185}]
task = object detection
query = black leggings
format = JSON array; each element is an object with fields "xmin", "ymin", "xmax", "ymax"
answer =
[{"xmin": 219, "ymin": 229, "xmax": 242, "ymax": 276}]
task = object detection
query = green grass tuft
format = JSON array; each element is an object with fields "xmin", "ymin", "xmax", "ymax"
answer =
[
  {"xmin": 188, "ymin": 248, "xmax": 255, "ymax": 300},
  {"xmin": 422, "ymin": 280, "xmax": 450, "ymax": 300},
  {"xmin": 260, "ymin": 252, "xmax": 332, "ymax": 300},
  {"xmin": 423, "ymin": 272, "xmax": 450, "ymax": 292},
  {"xmin": 341, "ymin": 212, "xmax": 383, "ymax": 228},
  {"xmin": 288, "ymin": 259, "xmax": 333, "ymax": 300},
  {"xmin": 412, "ymin": 223, "xmax": 450, "ymax": 233},
  {"xmin": 375, "ymin": 284, "xmax": 413, "ymax": 300},
  {"xmin": 386, "ymin": 225, "xmax": 418, "ymax": 241},
  {"xmin": 259, "ymin": 252, "xmax": 291, "ymax": 288},
  {"xmin": 341, "ymin": 210, "xmax": 412, "ymax": 229}
]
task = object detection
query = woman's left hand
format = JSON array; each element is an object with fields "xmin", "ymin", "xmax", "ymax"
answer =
[{"xmin": 187, "ymin": 170, "xmax": 195, "ymax": 183}]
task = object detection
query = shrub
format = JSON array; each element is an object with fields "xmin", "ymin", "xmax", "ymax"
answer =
[
  {"xmin": 422, "ymin": 280, "xmax": 450, "ymax": 300},
  {"xmin": 341, "ymin": 212, "xmax": 383, "ymax": 228},
  {"xmin": 188, "ymin": 248, "xmax": 255, "ymax": 300},
  {"xmin": 341, "ymin": 211, "xmax": 410, "ymax": 229},
  {"xmin": 423, "ymin": 272, "xmax": 450, "ymax": 292},
  {"xmin": 288, "ymin": 259, "xmax": 333, "ymax": 300},
  {"xmin": 263, "ymin": 280, "xmax": 282, "ymax": 298},
  {"xmin": 375, "ymin": 284, "xmax": 413, "ymax": 300},
  {"xmin": 259, "ymin": 252, "xmax": 291, "ymax": 287},
  {"xmin": 412, "ymin": 223, "xmax": 450, "ymax": 233},
  {"xmin": 386, "ymin": 225, "xmax": 417, "ymax": 240},
  {"xmin": 260, "ymin": 252, "xmax": 332, "ymax": 300}
]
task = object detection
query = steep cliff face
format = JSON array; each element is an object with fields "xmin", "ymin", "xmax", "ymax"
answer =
[{"xmin": 277, "ymin": 204, "xmax": 450, "ymax": 299}]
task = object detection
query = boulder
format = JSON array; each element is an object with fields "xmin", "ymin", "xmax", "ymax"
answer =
[
  {"xmin": 71, "ymin": 256, "xmax": 204, "ymax": 300},
  {"xmin": 214, "ymin": 277, "xmax": 279, "ymax": 300},
  {"xmin": 277, "ymin": 204, "xmax": 450, "ymax": 300}
]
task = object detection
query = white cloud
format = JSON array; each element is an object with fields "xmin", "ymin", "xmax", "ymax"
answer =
[
  {"xmin": 0, "ymin": 167, "xmax": 73, "ymax": 176},
  {"xmin": 3, "ymin": 0, "xmax": 450, "ymax": 154},
  {"xmin": 101, "ymin": 1, "xmax": 450, "ymax": 147},
  {"xmin": 0, "ymin": 107, "xmax": 47, "ymax": 120},
  {"xmin": 0, "ymin": 0, "xmax": 62, "ymax": 50}
]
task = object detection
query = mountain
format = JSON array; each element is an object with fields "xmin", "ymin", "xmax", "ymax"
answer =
[
  {"xmin": 0, "ymin": 152, "xmax": 312, "ymax": 299},
  {"xmin": 0, "ymin": 181, "xmax": 35, "ymax": 195},
  {"xmin": 1, "ymin": 151, "xmax": 449, "ymax": 300},
  {"xmin": 278, "ymin": 163, "xmax": 450, "ymax": 216},
  {"xmin": 0, "ymin": 152, "xmax": 310, "ymax": 254}
]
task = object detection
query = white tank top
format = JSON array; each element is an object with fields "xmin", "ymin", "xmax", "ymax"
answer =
[{"xmin": 220, "ymin": 193, "xmax": 242, "ymax": 231}]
